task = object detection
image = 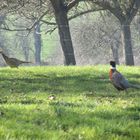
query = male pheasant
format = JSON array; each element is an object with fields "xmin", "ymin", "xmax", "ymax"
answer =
[
  {"xmin": 109, "ymin": 61, "xmax": 140, "ymax": 91},
  {"xmin": 0, "ymin": 51, "xmax": 31, "ymax": 68}
]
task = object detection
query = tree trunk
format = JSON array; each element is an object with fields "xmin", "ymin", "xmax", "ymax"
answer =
[
  {"xmin": 34, "ymin": 22, "xmax": 41, "ymax": 64},
  {"xmin": 22, "ymin": 37, "xmax": 29, "ymax": 61},
  {"xmin": 111, "ymin": 42, "xmax": 119, "ymax": 65},
  {"xmin": 50, "ymin": 0, "xmax": 76, "ymax": 65},
  {"xmin": 121, "ymin": 23, "xmax": 134, "ymax": 65},
  {"xmin": 0, "ymin": 15, "xmax": 5, "ymax": 49}
]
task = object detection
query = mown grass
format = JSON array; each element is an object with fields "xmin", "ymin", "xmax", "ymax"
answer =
[{"xmin": 0, "ymin": 65, "xmax": 139, "ymax": 140}]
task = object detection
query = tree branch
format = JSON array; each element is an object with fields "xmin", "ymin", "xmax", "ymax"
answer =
[
  {"xmin": 93, "ymin": 0, "xmax": 125, "ymax": 22},
  {"xmin": 67, "ymin": 0, "xmax": 81, "ymax": 11},
  {"xmin": 78, "ymin": 0, "xmax": 125, "ymax": 22},
  {"xmin": 68, "ymin": 8, "xmax": 104, "ymax": 20},
  {"xmin": 126, "ymin": 0, "xmax": 140, "ymax": 23},
  {"xmin": 0, "ymin": 10, "xmax": 49, "ymax": 34},
  {"xmin": 112, "ymin": 0, "xmax": 123, "ymax": 15},
  {"xmin": 45, "ymin": 26, "xmax": 57, "ymax": 34},
  {"xmin": 40, "ymin": 20, "xmax": 56, "ymax": 25}
]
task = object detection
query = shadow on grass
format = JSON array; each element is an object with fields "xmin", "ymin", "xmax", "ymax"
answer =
[
  {"xmin": 0, "ymin": 69, "xmax": 139, "ymax": 99},
  {"xmin": 0, "ymin": 71, "xmax": 111, "ymax": 94}
]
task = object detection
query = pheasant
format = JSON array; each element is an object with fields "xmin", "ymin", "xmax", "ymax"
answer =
[
  {"xmin": 109, "ymin": 61, "xmax": 140, "ymax": 91},
  {"xmin": 0, "ymin": 51, "xmax": 31, "ymax": 68}
]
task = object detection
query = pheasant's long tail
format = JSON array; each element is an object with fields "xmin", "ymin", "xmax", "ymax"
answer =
[{"xmin": 130, "ymin": 84, "xmax": 140, "ymax": 89}]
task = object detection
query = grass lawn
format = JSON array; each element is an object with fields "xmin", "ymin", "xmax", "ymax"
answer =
[{"xmin": 0, "ymin": 65, "xmax": 139, "ymax": 140}]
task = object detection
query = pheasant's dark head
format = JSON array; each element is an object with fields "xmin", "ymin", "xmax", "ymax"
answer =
[{"xmin": 110, "ymin": 61, "xmax": 116, "ymax": 68}]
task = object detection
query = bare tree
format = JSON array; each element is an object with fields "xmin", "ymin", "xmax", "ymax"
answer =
[
  {"xmin": 71, "ymin": 12, "xmax": 122, "ymax": 65},
  {"xmin": 84, "ymin": 0, "xmax": 140, "ymax": 65},
  {"xmin": 0, "ymin": 15, "xmax": 5, "ymax": 49},
  {"xmin": 49, "ymin": 0, "xmax": 79, "ymax": 65},
  {"xmin": 0, "ymin": 0, "xmax": 79, "ymax": 65},
  {"xmin": 3, "ymin": 0, "xmax": 139, "ymax": 66},
  {"xmin": 0, "ymin": 0, "xmax": 105, "ymax": 65},
  {"xmin": 34, "ymin": 21, "xmax": 42, "ymax": 64}
]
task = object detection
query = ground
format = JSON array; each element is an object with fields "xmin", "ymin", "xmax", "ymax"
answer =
[{"xmin": 0, "ymin": 66, "xmax": 139, "ymax": 140}]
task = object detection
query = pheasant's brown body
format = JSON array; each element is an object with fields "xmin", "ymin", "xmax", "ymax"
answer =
[
  {"xmin": 0, "ymin": 51, "xmax": 30, "ymax": 68},
  {"xmin": 109, "ymin": 68, "xmax": 130, "ymax": 91},
  {"xmin": 109, "ymin": 61, "xmax": 140, "ymax": 91}
]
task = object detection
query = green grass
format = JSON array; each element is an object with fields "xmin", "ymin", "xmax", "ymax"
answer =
[{"xmin": 0, "ymin": 65, "xmax": 139, "ymax": 140}]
